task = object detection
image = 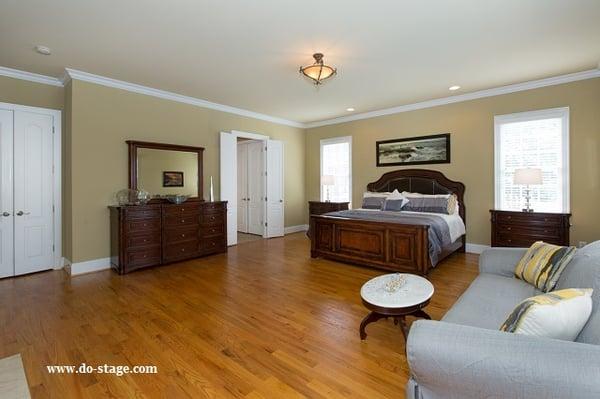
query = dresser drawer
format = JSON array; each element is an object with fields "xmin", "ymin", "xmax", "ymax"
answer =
[
  {"xmin": 164, "ymin": 226, "xmax": 199, "ymax": 244},
  {"xmin": 126, "ymin": 232, "xmax": 161, "ymax": 248},
  {"xmin": 201, "ymin": 212, "xmax": 224, "ymax": 226},
  {"xmin": 163, "ymin": 204, "xmax": 200, "ymax": 217},
  {"xmin": 124, "ymin": 206, "xmax": 161, "ymax": 220},
  {"xmin": 201, "ymin": 224, "xmax": 225, "ymax": 238},
  {"xmin": 496, "ymin": 224, "xmax": 559, "ymax": 239},
  {"xmin": 163, "ymin": 214, "xmax": 199, "ymax": 228},
  {"xmin": 202, "ymin": 202, "xmax": 226, "ymax": 214},
  {"xmin": 494, "ymin": 212, "xmax": 562, "ymax": 226},
  {"xmin": 126, "ymin": 246, "xmax": 161, "ymax": 268},
  {"xmin": 201, "ymin": 237, "xmax": 227, "ymax": 254},
  {"xmin": 125, "ymin": 218, "xmax": 161, "ymax": 234},
  {"xmin": 163, "ymin": 240, "xmax": 200, "ymax": 262}
]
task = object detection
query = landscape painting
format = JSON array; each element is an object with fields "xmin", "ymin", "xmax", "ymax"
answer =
[
  {"xmin": 163, "ymin": 171, "xmax": 184, "ymax": 187},
  {"xmin": 376, "ymin": 133, "xmax": 450, "ymax": 166}
]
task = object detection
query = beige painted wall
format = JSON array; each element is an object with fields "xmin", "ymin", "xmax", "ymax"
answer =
[
  {"xmin": 137, "ymin": 148, "xmax": 199, "ymax": 196},
  {"xmin": 306, "ymin": 78, "xmax": 600, "ymax": 246},
  {"xmin": 69, "ymin": 79, "xmax": 306, "ymax": 263}
]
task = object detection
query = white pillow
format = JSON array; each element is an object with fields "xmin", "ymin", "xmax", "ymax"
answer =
[
  {"xmin": 363, "ymin": 191, "xmax": 390, "ymax": 198},
  {"xmin": 500, "ymin": 288, "xmax": 593, "ymax": 341}
]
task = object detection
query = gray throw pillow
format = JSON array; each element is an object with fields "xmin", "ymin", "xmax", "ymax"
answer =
[
  {"xmin": 362, "ymin": 196, "xmax": 385, "ymax": 209},
  {"xmin": 383, "ymin": 198, "xmax": 406, "ymax": 211},
  {"xmin": 402, "ymin": 197, "xmax": 450, "ymax": 214}
]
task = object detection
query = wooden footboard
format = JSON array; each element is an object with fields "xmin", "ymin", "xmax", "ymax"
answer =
[{"xmin": 310, "ymin": 215, "xmax": 431, "ymax": 275}]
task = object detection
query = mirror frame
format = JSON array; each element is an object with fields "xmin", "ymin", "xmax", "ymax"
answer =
[{"xmin": 127, "ymin": 140, "xmax": 205, "ymax": 202}]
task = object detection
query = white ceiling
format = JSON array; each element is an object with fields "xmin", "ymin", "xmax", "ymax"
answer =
[{"xmin": 1, "ymin": 0, "xmax": 599, "ymax": 124}]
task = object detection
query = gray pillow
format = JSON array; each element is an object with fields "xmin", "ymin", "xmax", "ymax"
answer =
[
  {"xmin": 383, "ymin": 199, "xmax": 406, "ymax": 211},
  {"xmin": 402, "ymin": 197, "xmax": 450, "ymax": 214},
  {"xmin": 361, "ymin": 196, "xmax": 385, "ymax": 209}
]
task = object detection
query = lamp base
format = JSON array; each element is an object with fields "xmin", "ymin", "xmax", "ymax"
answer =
[{"xmin": 522, "ymin": 208, "xmax": 534, "ymax": 213}]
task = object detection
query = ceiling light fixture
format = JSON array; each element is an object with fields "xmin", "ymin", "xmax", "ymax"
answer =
[
  {"xmin": 299, "ymin": 53, "xmax": 337, "ymax": 85},
  {"xmin": 346, "ymin": 107, "xmax": 355, "ymax": 112},
  {"xmin": 449, "ymin": 85, "xmax": 461, "ymax": 91},
  {"xmin": 35, "ymin": 45, "xmax": 51, "ymax": 55}
]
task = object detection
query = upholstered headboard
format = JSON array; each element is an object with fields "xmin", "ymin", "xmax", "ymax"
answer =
[{"xmin": 366, "ymin": 169, "xmax": 466, "ymax": 225}]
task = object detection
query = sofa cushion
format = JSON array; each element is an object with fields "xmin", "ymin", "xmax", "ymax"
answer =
[
  {"xmin": 443, "ymin": 273, "xmax": 540, "ymax": 330},
  {"xmin": 556, "ymin": 240, "xmax": 600, "ymax": 344}
]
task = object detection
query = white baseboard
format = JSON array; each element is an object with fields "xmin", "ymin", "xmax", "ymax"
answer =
[
  {"xmin": 284, "ymin": 224, "xmax": 309, "ymax": 234},
  {"xmin": 66, "ymin": 257, "xmax": 111, "ymax": 276},
  {"xmin": 465, "ymin": 243, "xmax": 490, "ymax": 254}
]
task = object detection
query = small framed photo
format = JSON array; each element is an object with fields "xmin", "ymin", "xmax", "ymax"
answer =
[
  {"xmin": 376, "ymin": 133, "xmax": 450, "ymax": 167},
  {"xmin": 163, "ymin": 171, "xmax": 184, "ymax": 187}
]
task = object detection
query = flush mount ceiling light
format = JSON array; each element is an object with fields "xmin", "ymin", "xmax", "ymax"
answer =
[
  {"xmin": 448, "ymin": 85, "xmax": 461, "ymax": 91},
  {"xmin": 35, "ymin": 45, "xmax": 51, "ymax": 55},
  {"xmin": 346, "ymin": 107, "xmax": 355, "ymax": 112},
  {"xmin": 299, "ymin": 53, "xmax": 337, "ymax": 85}
]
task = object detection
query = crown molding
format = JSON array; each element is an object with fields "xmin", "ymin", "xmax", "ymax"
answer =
[
  {"xmin": 305, "ymin": 68, "xmax": 600, "ymax": 128},
  {"xmin": 63, "ymin": 68, "xmax": 304, "ymax": 128},
  {"xmin": 0, "ymin": 66, "xmax": 64, "ymax": 87}
]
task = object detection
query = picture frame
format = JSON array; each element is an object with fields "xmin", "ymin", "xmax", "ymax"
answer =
[
  {"xmin": 376, "ymin": 133, "xmax": 450, "ymax": 167},
  {"xmin": 163, "ymin": 171, "xmax": 184, "ymax": 187}
]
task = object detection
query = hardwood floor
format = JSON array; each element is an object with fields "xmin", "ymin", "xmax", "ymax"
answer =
[{"xmin": 0, "ymin": 233, "xmax": 478, "ymax": 398}]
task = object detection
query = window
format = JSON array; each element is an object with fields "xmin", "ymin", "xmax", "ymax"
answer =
[
  {"xmin": 320, "ymin": 136, "xmax": 352, "ymax": 204},
  {"xmin": 494, "ymin": 107, "xmax": 569, "ymax": 213}
]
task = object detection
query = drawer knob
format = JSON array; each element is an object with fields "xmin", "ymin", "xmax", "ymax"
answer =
[
  {"xmin": 212, "ymin": 242, "xmax": 216, "ymax": 246},
  {"xmin": 182, "ymin": 234, "xmax": 186, "ymax": 238},
  {"xmin": 507, "ymin": 227, "xmax": 511, "ymax": 231},
  {"xmin": 144, "ymin": 239, "xmax": 148, "ymax": 242},
  {"xmin": 181, "ymin": 248, "xmax": 185, "ymax": 252},
  {"xmin": 507, "ymin": 239, "xmax": 512, "ymax": 242},
  {"xmin": 143, "ymin": 223, "xmax": 147, "ymax": 227},
  {"xmin": 182, "ymin": 208, "xmax": 185, "ymax": 212},
  {"xmin": 544, "ymin": 218, "xmax": 548, "ymax": 222},
  {"xmin": 143, "ymin": 254, "xmax": 147, "ymax": 258},
  {"xmin": 181, "ymin": 219, "xmax": 185, "ymax": 223}
]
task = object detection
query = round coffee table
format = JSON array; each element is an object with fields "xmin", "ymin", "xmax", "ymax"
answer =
[{"xmin": 360, "ymin": 273, "xmax": 434, "ymax": 340}]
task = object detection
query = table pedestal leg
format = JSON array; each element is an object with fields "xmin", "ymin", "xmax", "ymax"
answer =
[{"xmin": 359, "ymin": 312, "xmax": 387, "ymax": 340}]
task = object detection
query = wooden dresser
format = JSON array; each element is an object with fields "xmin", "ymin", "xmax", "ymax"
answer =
[
  {"xmin": 109, "ymin": 201, "xmax": 227, "ymax": 274},
  {"xmin": 307, "ymin": 201, "xmax": 349, "ymax": 238},
  {"xmin": 490, "ymin": 210, "xmax": 571, "ymax": 247}
]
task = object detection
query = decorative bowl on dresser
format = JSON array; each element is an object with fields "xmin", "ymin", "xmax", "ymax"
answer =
[
  {"xmin": 490, "ymin": 209, "xmax": 571, "ymax": 247},
  {"xmin": 307, "ymin": 201, "xmax": 350, "ymax": 238},
  {"xmin": 109, "ymin": 201, "xmax": 227, "ymax": 274}
]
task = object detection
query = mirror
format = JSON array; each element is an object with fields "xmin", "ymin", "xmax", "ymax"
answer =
[{"xmin": 127, "ymin": 141, "xmax": 204, "ymax": 200}]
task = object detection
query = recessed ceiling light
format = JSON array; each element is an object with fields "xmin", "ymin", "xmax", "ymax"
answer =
[
  {"xmin": 35, "ymin": 45, "xmax": 51, "ymax": 55},
  {"xmin": 346, "ymin": 107, "xmax": 355, "ymax": 112},
  {"xmin": 449, "ymin": 85, "xmax": 461, "ymax": 91}
]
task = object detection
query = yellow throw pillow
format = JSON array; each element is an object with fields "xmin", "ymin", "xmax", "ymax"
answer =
[
  {"xmin": 514, "ymin": 241, "xmax": 576, "ymax": 292},
  {"xmin": 500, "ymin": 288, "xmax": 593, "ymax": 341}
]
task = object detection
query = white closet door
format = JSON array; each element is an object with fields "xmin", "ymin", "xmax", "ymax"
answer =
[
  {"xmin": 13, "ymin": 110, "xmax": 55, "ymax": 275},
  {"xmin": 264, "ymin": 140, "xmax": 284, "ymax": 238},
  {"xmin": 237, "ymin": 143, "xmax": 248, "ymax": 233},
  {"xmin": 220, "ymin": 132, "xmax": 238, "ymax": 246},
  {"xmin": 0, "ymin": 110, "xmax": 14, "ymax": 278},
  {"xmin": 247, "ymin": 141, "xmax": 264, "ymax": 235}
]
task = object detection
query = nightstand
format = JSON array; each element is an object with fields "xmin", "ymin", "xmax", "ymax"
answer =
[
  {"xmin": 490, "ymin": 210, "xmax": 571, "ymax": 247},
  {"xmin": 308, "ymin": 201, "xmax": 349, "ymax": 238}
]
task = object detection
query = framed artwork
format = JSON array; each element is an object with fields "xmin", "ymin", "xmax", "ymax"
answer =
[
  {"xmin": 376, "ymin": 133, "xmax": 450, "ymax": 166},
  {"xmin": 163, "ymin": 171, "xmax": 184, "ymax": 187}
]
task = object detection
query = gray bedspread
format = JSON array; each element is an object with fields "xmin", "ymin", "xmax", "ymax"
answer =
[{"xmin": 322, "ymin": 210, "xmax": 453, "ymax": 266}]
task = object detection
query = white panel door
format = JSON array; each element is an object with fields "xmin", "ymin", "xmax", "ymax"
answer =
[
  {"xmin": 265, "ymin": 140, "xmax": 284, "ymax": 238},
  {"xmin": 0, "ymin": 110, "xmax": 14, "ymax": 278},
  {"xmin": 247, "ymin": 141, "xmax": 264, "ymax": 235},
  {"xmin": 13, "ymin": 110, "xmax": 55, "ymax": 276},
  {"xmin": 220, "ymin": 132, "xmax": 238, "ymax": 246},
  {"xmin": 237, "ymin": 143, "xmax": 248, "ymax": 233}
]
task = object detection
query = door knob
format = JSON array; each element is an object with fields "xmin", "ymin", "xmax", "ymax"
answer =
[
  {"xmin": 2, "ymin": 212, "xmax": 9, "ymax": 217},
  {"xmin": 16, "ymin": 211, "xmax": 29, "ymax": 216}
]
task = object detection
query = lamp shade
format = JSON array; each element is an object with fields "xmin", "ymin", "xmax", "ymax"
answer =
[
  {"xmin": 513, "ymin": 168, "xmax": 543, "ymax": 185},
  {"xmin": 321, "ymin": 175, "xmax": 335, "ymax": 186}
]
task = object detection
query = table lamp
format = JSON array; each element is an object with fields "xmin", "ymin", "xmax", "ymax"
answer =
[
  {"xmin": 321, "ymin": 175, "xmax": 335, "ymax": 202},
  {"xmin": 513, "ymin": 168, "xmax": 543, "ymax": 212}
]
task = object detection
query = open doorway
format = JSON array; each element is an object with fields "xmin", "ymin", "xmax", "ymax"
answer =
[{"xmin": 237, "ymin": 138, "xmax": 264, "ymax": 243}]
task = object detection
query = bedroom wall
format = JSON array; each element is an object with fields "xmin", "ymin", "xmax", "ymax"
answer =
[
  {"xmin": 68, "ymin": 79, "xmax": 306, "ymax": 263},
  {"xmin": 306, "ymin": 78, "xmax": 600, "ymax": 247}
]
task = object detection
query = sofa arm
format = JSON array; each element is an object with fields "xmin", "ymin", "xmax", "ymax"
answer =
[
  {"xmin": 478, "ymin": 247, "xmax": 527, "ymax": 277},
  {"xmin": 407, "ymin": 320, "xmax": 600, "ymax": 399}
]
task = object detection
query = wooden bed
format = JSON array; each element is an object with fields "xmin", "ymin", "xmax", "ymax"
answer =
[{"xmin": 310, "ymin": 169, "xmax": 466, "ymax": 275}]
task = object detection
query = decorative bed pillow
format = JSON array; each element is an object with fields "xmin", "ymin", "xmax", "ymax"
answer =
[
  {"xmin": 401, "ymin": 192, "xmax": 458, "ymax": 215},
  {"xmin": 514, "ymin": 241, "xmax": 577, "ymax": 292},
  {"xmin": 361, "ymin": 196, "xmax": 386, "ymax": 209},
  {"xmin": 383, "ymin": 190, "xmax": 409, "ymax": 211},
  {"xmin": 500, "ymin": 288, "xmax": 593, "ymax": 341}
]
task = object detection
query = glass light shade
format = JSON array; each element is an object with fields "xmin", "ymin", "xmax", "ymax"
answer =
[
  {"xmin": 321, "ymin": 175, "xmax": 335, "ymax": 186},
  {"xmin": 300, "ymin": 53, "xmax": 337, "ymax": 85},
  {"xmin": 513, "ymin": 168, "xmax": 543, "ymax": 185}
]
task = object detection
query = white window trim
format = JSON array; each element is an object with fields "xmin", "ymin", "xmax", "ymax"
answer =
[
  {"xmin": 493, "ymin": 107, "xmax": 570, "ymax": 212},
  {"xmin": 320, "ymin": 136, "xmax": 352, "ymax": 205}
]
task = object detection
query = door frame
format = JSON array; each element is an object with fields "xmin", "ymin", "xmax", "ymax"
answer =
[{"xmin": 0, "ymin": 101, "xmax": 62, "ymax": 270}]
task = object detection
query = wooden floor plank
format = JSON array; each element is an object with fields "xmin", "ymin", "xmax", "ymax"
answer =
[{"xmin": 0, "ymin": 233, "xmax": 478, "ymax": 398}]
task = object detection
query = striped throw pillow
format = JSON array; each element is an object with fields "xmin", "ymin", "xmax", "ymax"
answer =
[
  {"xmin": 500, "ymin": 288, "xmax": 593, "ymax": 341},
  {"xmin": 514, "ymin": 241, "xmax": 576, "ymax": 292}
]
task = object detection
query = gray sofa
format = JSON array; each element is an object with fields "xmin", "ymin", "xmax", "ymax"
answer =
[{"xmin": 406, "ymin": 241, "xmax": 600, "ymax": 399}]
